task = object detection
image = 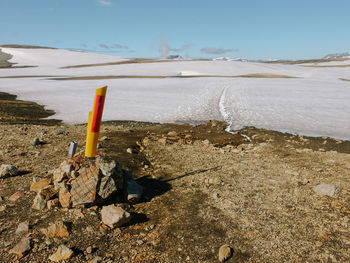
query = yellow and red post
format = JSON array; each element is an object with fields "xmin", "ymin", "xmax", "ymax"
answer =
[{"xmin": 85, "ymin": 86, "xmax": 107, "ymax": 159}]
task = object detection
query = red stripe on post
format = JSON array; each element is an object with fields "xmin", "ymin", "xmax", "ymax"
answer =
[{"xmin": 91, "ymin": 95, "xmax": 105, "ymax": 133}]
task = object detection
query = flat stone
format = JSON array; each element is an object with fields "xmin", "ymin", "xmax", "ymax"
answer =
[
  {"xmin": 126, "ymin": 180, "xmax": 143, "ymax": 203},
  {"xmin": 30, "ymin": 178, "xmax": 51, "ymax": 193},
  {"xmin": 48, "ymin": 245, "xmax": 74, "ymax": 262},
  {"xmin": 218, "ymin": 244, "xmax": 234, "ymax": 262},
  {"xmin": 70, "ymin": 166, "xmax": 99, "ymax": 206},
  {"xmin": 40, "ymin": 221, "xmax": 69, "ymax": 238},
  {"xmin": 9, "ymin": 237, "xmax": 31, "ymax": 258},
  {"xmin": 89, "ymin": 256, "xmax": 103, "ymax": 263},
  {"xmin": 96, "ymin": 156, "xmax": 122, "ymax": 178},
  {"xmin": 8, "ymin": 191, "xmax": 23, "ymax": 202},
  {"xmin": 101, "ymin": 205, "xmax": 131, "ymax": 228},
  {"xmin": 314, "ymin": 183, "xmax": 340, "ymax": 197},
  {"xmin": 0, "ymin": 164, "xmax": 18, "ymax": 178},
  {"xmin": 15, "ymin": 222, "xmax": 29, "ymax": 235}
]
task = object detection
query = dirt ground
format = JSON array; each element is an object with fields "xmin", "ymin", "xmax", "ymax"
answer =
[{"xmin": 0, "ymin": 93, "xmax": 349, "ymax": 262}]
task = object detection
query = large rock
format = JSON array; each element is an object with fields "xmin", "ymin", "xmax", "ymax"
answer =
[
  {"xmin": 70, "ymin": 166, "xmax": 99, "ymax": 206},
  {"xmin": 59, "ymin": 188, "xmax": 72, "ymax": 208},
  {"xmin": 48, "ymin": 245, "xmax": 74, "ymax": 262},
  {"xmin": 313, "ymin": 183, "xmax": 340, "ymax": 197},
  {"xmin": 0, "ymin": 164, "xmax": 18, "ymax": 178},
  {"xmin": 9, "ymin": 237, "xmax": 31, "ymax": 258},
  {"xmin": 101, "ymin": 205, "xmax": 131, "ymax": 228}
]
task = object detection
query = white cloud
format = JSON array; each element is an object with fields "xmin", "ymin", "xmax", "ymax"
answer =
[{"xmin": 98, "ymin": 0, "xmax": 112, "ymax": 6}]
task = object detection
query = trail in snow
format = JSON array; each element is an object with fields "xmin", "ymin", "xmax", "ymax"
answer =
[
  {"xmin": 218, "ymin": 85, "xmax": 251, "ymax": 141},
  {"xmin": 219, "ymin": 87, "xmax": 234, "ymax": 134}
]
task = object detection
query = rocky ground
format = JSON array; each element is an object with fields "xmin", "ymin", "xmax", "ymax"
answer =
[{"xmin": 0, "ymin": 93, "xmax": 349, "ymax": 262}]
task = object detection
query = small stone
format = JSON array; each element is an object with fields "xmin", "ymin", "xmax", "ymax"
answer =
[
  {"xmin": 0, "ymin": 164, "xmax": 18, "ymax": 178},
  {"xmin": 9, "ymin": 237, "xmax": 31, "ymax": 258},
  {"xmin": 167, "ymin": 131, "xmax": 177, "ymax": 137},
  {"xmin": 47, "ymin": 198, "xmax": 59, "ymax": 210},
  {"xmin": 15, "ymin": 222, "xmax": 29, "ymax": 235},
  {"xmin": 218, "ymin": 244, "xmax": 234, "ymax": 262},
  {"xmin": 313, "ymin": 183, "xmax": 340, "ymax": 197},
  {"xmin": 126, "ymin": 148, "xmax": 133, "ymax": 154},
  {"xmin": 32, "ymin": 137, "xmax": 41, "ymax": 146},
  {"xmin": 86, "ymin": 246, "xmax": 92, "ymax": 254},
  {"xmin": 52, "ymin": 169, "xmax": 66, "ymax": 183},
  {"xmin": 203, "ymin": 139, "xmax": 211, "ymax": 146},
  {"xmin": 158, "ymin": 138, "xmax": 167, "ymax": 145},
  {"xmin": 101, "ymin": 205, "xmax": 131, "ymax": 228},
  {"xmin": 59, "ymin": 161, "xmax": 73, "ymax": 176},
  {"xmin": 49, "ymin": 245, "xmax": 74, "ymax": 262},
  {"xmin": 89, "ymin": 256, "xmax": 103, "ymax": 263},
  {"xmin": 40, "ymin": 221, "xmax": 70, "ymax": 238},
  {"xmin": 126, "ymin": 180, "xmax": 143, "ymax": 203},
  {"xmin": 8, "ymin": 191, "xmax": 23, "ymax": 202},
  {"xmin": 40, "ymin": 186, "xmax": 57, "ymax": 200},
  {"xmin": 32, "ymin": 193, "xmax": 47, "ymax": 210},
  {"xmin": 30, "ymin": 178, "xmax": 51, "ymax": 193},
  {"xmin": 101, "ymin": 136, "xmax": 109, "ymax": 141},
  {"xmin": 98, "ymin": 176, "xmax": 118, "ymax": 200},
  {"xmin": 59, "ymin": 188, "xmax": 72, "ymax": 208}
]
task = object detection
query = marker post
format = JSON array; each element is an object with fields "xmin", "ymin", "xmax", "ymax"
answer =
[{"xmin": 85, "ymin": 86, "xmax": 107, "ymax": 160}]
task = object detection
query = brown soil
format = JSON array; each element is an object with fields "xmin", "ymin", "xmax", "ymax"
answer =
[{"xmin": 0, "ymin": 98, "xmax": 349, "ymax": 262}]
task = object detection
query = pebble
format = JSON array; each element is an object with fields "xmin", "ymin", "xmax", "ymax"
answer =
[
  {"xmin": 218, "ymin": 244, "xmax": 234, "ymax": 262},
  {"xmin": 167, "ymin": 131, "xmax": 178, "ymax": 137},
  {"xmin": 40, "ymin": 221, "xmax": 70, "ymax": 238},
  {"xmin": 89, "ymin": 256, "xmax": 103, "ymax": 263},
  {"xmin": 126, "ymin": 148, "xmax": 133, "ymax": 154}
]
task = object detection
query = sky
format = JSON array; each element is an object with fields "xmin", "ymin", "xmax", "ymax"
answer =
[{"xmin": 1, "ymin": 0, "xmax": 350, "ymax": 60}]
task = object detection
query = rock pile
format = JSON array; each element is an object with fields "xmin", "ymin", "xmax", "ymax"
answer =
[{"xmin": 30, "ymin": 152, "xmax": 143, "ymax": 212}]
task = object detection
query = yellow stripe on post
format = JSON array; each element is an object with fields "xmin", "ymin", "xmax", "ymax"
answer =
[{"xmin": 85, "ymin": 86, "xmax": 108, "ymax": 159}]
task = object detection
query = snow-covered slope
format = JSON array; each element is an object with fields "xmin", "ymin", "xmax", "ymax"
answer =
[{"xmin": 0, "ymin": 47, "xmax": 349, "ymax": 140}]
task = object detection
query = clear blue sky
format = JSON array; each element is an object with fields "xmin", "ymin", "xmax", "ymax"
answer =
[{"xmin": 1, "ymin": 0, "xmax": 350, "ymax": 60}]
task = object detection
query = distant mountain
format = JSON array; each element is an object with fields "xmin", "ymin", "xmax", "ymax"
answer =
[{"xmin": 323, "ymin": 52, "xmax": 350, "ymax": 59}]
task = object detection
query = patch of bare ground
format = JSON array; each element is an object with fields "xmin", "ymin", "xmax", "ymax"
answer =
[
  {"xmin": 0, "ymin": 117, "xmax": 349, "ymax": 261},
  {"xmin": 60, "ymin": 59, "xmax": 209, "ymax": 69},
  {"xmin": 0, "ymin": 92, "xmax": 60, "ymax": 125},
  {"xmin": 0, "ymin": 75, "xmax": 60, "ymax": 79},
  {"xmin": 265, "ymin": 58, "xmax": 350, "ymax": 65},
  {"xmin": 302, "ymin": 64, "xmax": 350, "ymax": 68},
  {"xmin": 49, "ymin": 73, "xmax": 296, "ymax": 81}
]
